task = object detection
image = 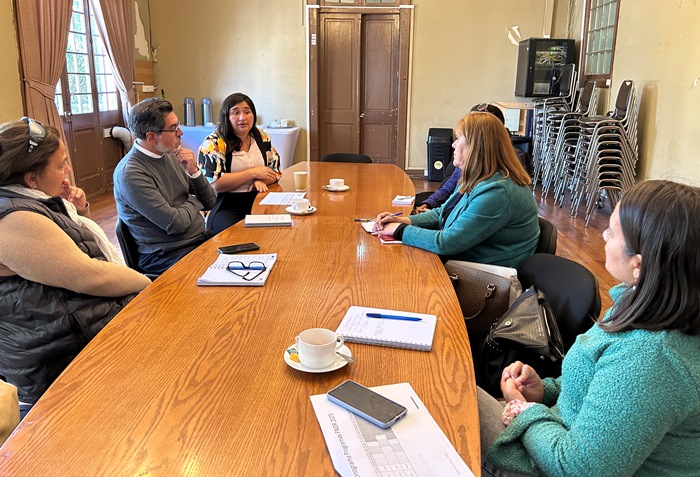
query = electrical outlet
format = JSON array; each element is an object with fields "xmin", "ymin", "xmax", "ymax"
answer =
[
  {"xmin": 142, "ymin": 85, "xmax": 155, "ymax": 93},
  {"xmin": 102, "ymin": 128, "xmax": 111, "ymax": 138}
]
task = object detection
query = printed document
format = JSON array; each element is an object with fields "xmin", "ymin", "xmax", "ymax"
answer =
[
  {"xmin": 259, "ymin": 192, "xmax": 306, "ymax": 205},
  {"xmin": 311, "ymin": 382, "xmax": 473, "ymax": 477}
]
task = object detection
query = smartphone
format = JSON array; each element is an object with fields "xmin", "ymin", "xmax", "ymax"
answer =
[
  {"xmin": 217, "ymin": 242, "xmax": 260, "ymax": 254},
  {"xmin": 327, "ymin": 380, "xmax": 407, "ymax": 429}
]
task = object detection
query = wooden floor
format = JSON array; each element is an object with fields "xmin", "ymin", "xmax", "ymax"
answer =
[{"xmin": 92, "ymin": 176, "xmax": 614, "ymax": 313}]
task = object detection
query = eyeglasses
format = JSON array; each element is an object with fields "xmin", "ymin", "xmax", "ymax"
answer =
[
  {"xmin": 226, "ymin": 261, "xmax": 267, "ymax": 281},
  {"xmin": 21, "ymin": 117, "xmax": 46, "ymax": 152},
  {"xmin": 158, "ymin": 122, "xmax": 182, "ymax": 134}
]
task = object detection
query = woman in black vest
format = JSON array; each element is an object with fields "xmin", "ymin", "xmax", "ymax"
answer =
[
  {"xmin": 198, "ymin": 93, "xmax": 281, "ymax": 233},
  {"xmin": 0, "ymin": 119, "xmax": 151, "ymax": 417}
]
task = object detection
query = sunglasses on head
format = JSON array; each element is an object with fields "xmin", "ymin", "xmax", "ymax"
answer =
[{"xmin": 21, "ymin": 117, "xmax": 46, "ymax": 153}]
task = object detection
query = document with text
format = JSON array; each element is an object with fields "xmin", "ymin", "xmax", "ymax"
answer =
[
  {"xmin": 310, "ymin": 382, "xmax": 473, "ymax": 477},
  {"xmin": 259, "ymin": 192, "xmax": 306, "ymax": 205}
]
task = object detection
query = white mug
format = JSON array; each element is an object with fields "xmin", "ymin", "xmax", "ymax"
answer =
[
  {"xmin": 329, "ymin": 178, "xmax": 344, "ymax": 189},
  {"xmin": 291, "ymin": 197, "xmax": 311, "ymax": 212},
  {"xmin": 295, "ymin": 328, "xmax": 344, "ymax": 369}
]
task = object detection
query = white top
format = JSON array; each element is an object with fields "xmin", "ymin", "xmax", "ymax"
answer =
[{"xmin": 228, "ymin": 140, "xmax": 264, "ymax": 192}]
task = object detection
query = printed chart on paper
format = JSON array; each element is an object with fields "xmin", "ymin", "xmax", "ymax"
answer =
[{"xmin": 350, "ymin": 415, "xmax": 417, "ymax": 477}]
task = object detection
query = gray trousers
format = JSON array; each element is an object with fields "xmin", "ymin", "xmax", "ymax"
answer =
[{"xmin": 478, "ymin": 387, "xmax": 531, "ymax": 477}]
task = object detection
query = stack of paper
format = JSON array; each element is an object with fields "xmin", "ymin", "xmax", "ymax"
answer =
[
  {"xmin": 392, "ymin": 195, "xmax": 414, "ymax": 206},
  {"xmin": 244, "ymin": 214, "xmax": 292, "ymax": 227}
]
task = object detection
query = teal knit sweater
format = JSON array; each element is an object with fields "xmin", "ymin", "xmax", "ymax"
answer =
[{"xmin": 487, "ymin": 284, "xmax": 700, "ymax": 476}]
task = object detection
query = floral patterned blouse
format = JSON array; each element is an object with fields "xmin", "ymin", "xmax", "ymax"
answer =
[{"xmin": 198, "ymin": 128, "xmax": 280, "ymax": 192}]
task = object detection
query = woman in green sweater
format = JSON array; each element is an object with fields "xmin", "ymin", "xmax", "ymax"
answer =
[{"xmin": 479, "ymin": 180, "xmax": 700, "ymax": 476}]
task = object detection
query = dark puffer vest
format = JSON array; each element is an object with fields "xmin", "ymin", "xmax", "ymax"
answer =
[{"xmin": 0, "ymin": 190, "xmax": 136, "ymax": 403}]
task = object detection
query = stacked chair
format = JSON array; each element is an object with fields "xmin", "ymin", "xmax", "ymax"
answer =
[
  {"xmin": 530, "ymin": 64, "xmax": 578, "ymax": 187},
  {"xmin": 563, "ymin": 80, "xmax": 638, "ymax": 225},
  {"xmin": 538, "ymin": 81, "xmax": 600, "ymax": 199}
]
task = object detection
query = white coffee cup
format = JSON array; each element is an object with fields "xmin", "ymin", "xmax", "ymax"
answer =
[
  {"xmin": 293, "ymin": 171, "xmax": 308, "ymax": 191},
  {"xmin": 291, "ymin": 197, "xmax": 311, "ymax": 213},
  {"xmin": 329, "ymin": 178, "xmax": 344, "ymax": 189},
  {"xmin": 295, "ymin": 328, "xmax": 344, "ymax": 369}
]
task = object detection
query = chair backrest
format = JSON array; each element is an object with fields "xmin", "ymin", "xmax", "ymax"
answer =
[
  {"xmin": 115, "ymin": 218, "xmax": 143, "ymax": 273},
  {"xmin": 536, "ymin": 216, "xmax": 558, "ymax": 254},
  {"xmin": 575, "ymin": 81, "xmax": 597, "ymax": 114},
  {"xmin": 517, "ymin": 253, "xmax": 601, "ymax": 351},
  {"xmin": 612, "ymin": 80, "xmax": 635, "ymax": 120},
  {"xmin": 320, "ymin": 153, "xmax": 372, "ymax": 163}
]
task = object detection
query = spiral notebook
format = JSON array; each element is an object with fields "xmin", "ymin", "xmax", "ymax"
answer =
[
  {"xmin": 335, "ymin": 306, "xmax": 437, "ymax": 351},
  {"xmin": 197, "ymin": 253, "xmax": 277, "ymax": 286}
]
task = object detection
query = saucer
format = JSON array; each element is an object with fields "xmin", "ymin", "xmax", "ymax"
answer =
[
  {"xmin": 284, "ymin": 344, "xmax": 352, "ymax": 373},
  {"xmin": 322, "ymin": 184, "xmax": 350, "ymax": 192},
  {"xmin": 286, "ymin": 205, "xmax": 317, "ymax": 216}
]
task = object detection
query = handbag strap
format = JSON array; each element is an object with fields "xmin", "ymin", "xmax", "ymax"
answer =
[{"xmin": 450, "ymin": 273, "xmax": 496, "ymax": 320}]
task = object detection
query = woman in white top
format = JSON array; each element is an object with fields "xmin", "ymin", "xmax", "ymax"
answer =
[{"xmin": 198, "ymin": 93, "xmax": 281, "ymax": 233}]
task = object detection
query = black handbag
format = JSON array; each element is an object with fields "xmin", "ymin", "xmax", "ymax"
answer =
[{"xmin": 477, "ymin": 286, "xmax": 565, "ymax": 396}]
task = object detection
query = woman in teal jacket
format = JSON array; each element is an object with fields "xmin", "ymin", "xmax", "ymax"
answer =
[
  {"xmin": 374, "ymin": 112, "xmax": 538, "ymax": 268},
  {"xmin": 479, "ymin": 180, "xmax": 700, "ymax": 476}
]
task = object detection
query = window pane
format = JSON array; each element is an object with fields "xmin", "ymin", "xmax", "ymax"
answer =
[
  {"xmin": 70, "ymin": 94, "xmax": 80, "ymax": 113},
  {"xmin": 81, "ymin": 74, "xmax": 92, "ymax": 93},
  {"xmin": 73, "ymin": 33, "xmax": 87, "ymax": 53},
  {"xmin": 71, "ymin": 12, "xmax": 86, "ymax": 33},
  {"xmin": 65, "ymin": 53, "xmax": 76, "ymax": 73},
  {"xmin": 97, "ymin": 93, "xmax": 107, "ymax": 111},
  {"xmin": 94, "ymin": 55, "xmax": 103, "ymax": 74},
  {"xmin": 105, "ymin": 75, "xmax": 116, "ymax": 92},
  {"xmin": 95, "ymin": 74, "xmax": 105, "ymax": 93},
  {"xmin": 73, "ymin": 0, "xmax": 84, "ymax": 13},
  {"xmin": 55, "ymin": 81, "xmax": 64, "ymax": 115},
  {"xmin": 80, "ymin": 93, "xmax": 93, "ymax": 113},
  {"xmin": 76, "ymin": 53, "xmax": 89, "ymax": 73},
  {"xmin": 603, "ymin": 51, "xmax": 611, "ymax": 74},
  {"xmin": 108, "ymin": 93, "xmax": 118, "ymax": 111}
]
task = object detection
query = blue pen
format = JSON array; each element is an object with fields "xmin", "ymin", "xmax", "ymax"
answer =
[
  {"xmin": 389, "ymin": 212, "xmax": 403, "ymax": 217},
  {"xmin": 227, "ymin": 264, "xmax": 266, "ymax": 271},
  {"xmin": 366, "ymin": 313, "xmax": 422, "ymax": 322}
]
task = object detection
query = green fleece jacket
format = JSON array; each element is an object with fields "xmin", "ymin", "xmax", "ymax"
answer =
[
  {"xmin": 487, "ymin": 284, "xmax": 700, "ymax": 476},
  {"xmin": 405, "ymin": 173, "xmax": 538, "ymax": 268}
]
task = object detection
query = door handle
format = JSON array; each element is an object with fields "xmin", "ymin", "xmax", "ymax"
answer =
[
  {"xmin": 63, "ymin": 111, "xmax": 72, "ymax": 123},
  {"xmin": 359, "ymin": 113, "xmax": 365, "ymax": 119}
]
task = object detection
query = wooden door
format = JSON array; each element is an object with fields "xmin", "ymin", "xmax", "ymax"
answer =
[
  {"xmin": 319, "ymin": 14, "xmax": 361, "ymax": 155},
  {"xmin": 317, "ymin": 12, "xmax": 402, "ymax": 165},
  {"xmin": 361, "ymin": 14, "xmax": 399, "ymax": 164}
]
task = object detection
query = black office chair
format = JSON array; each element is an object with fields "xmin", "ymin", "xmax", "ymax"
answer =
[
  {"xmin": 517, "ymin": 253, "xmax": 601, "ymax": 353},
  {"xmin": 414, "ymin": 191, "xmax": 432, "ymax": 207},
  {"xmin": 115, "ymin": 219, "xmax": 158, "ymax": 280},
  {"xmin": 320, "ymin": 153, "xmax": 372, "ymax": 163},
  {"xmin": 536, "ymin": 216, "xmax": 558, "ymax": 254}
]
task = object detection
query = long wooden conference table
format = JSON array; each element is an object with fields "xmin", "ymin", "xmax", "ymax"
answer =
[{"xmin": 0, "ymin": 162, "xmax": 480, "ymax": 476}]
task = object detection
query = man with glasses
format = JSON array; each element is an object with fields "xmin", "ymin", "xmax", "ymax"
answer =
[{"xmin": 114, "ymin": 98, "xmax": 216, "ymax": 275}]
